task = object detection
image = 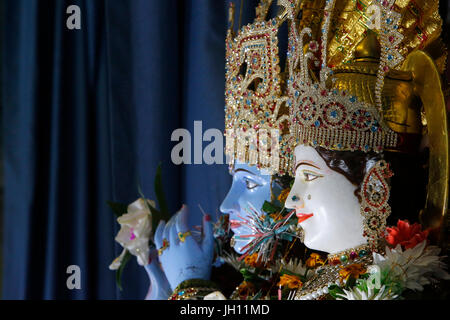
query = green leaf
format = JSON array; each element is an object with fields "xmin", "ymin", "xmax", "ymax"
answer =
[
  {"xmin": 116, "ymin": 250, "xmax": 132, "ymax": 291},
  {"xmin": 262, "ymin": 201, "xmax": 281, "ymax": 214},
  {"xmin": 279, "ymin": 269, "xmax": 300, "ymax": 277},
  {"xmin": 328, "ymin": 284, "xmax": 345, "ymax": 299},
  {"xmin": 154, "ymin": 163, "xmax": 170, "ymax": 221},
  {"xmin": 344, "ymin": 276, "xmax": 356, "ymax": 290},
  {"xmin": 355, "ymin": 277, "xmax": 368, "ymax": 292},
  {"xmin": 239, "ymin": 268, "xmax": 264, "ymax": 283},
  {"xmin": 107, "ymin": 201, "xmax": 128, "ymax": 218}
]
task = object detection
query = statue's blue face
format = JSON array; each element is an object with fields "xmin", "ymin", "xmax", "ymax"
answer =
[{"xmin": 220, "ymin": 163, "xmax": 272, "ymax": 254}]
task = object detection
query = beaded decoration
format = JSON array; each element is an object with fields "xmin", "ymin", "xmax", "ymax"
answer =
[
  {"xmin": 372, "ymin": 0, "xmax": 404, "ymax": 112},
  {"xmin": 360, "ymin": 160, "xmax": 393, "ymax": 251},
  {"xmin": 169, "ymin": 279, "xmax": 219, "ymax": 300},
  {"xmin": 169, "ymin": 287, "xmax": 214, "ymax": 300},
  {"xmin": 285, "ymin": 0, "xmax": 405, "ymax": 158},
  {"xmin": 327, "ymin": 244, "xmax": 371, "ymax": 266},
  {"xmin": 224, "ymin": 1, "xmax": 299, "ymax": 175},
  {"xmin": 294, "ymin": 253, "xmax": 373, "ymax": 300}
]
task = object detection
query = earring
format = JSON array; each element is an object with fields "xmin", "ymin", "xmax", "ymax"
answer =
[{"xmin": 360, "ymin": 160, "xmax": 393, "ymax": 252}]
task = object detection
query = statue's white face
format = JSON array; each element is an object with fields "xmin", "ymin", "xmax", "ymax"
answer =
[{"xmin": 285, "ymin": 145, "xmax": 367, "ymax": 254}]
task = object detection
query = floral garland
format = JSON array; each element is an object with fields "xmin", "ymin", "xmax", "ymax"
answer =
[
  {"xmin": 285, "ymin": 220, "xmax": 449, "ymax": 300},
  {"xmin": 215, "ymin": 215, "xmax": 450, "ymax": 300},
  {"xmin": 212, "ymin": 177, "xmax": 319, "ymax": 300},
  {"xmin": 106, "ymin": 165, "xmax": 450, "ymax": 299},
  {"xmin": 330, "ymin": 220, "xmax": 450, "ymax": 300}
]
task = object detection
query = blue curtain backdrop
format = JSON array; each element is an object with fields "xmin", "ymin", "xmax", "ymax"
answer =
[{"xmin": 0, "ymin": 0, "xmax": 263, "ymax": 299}]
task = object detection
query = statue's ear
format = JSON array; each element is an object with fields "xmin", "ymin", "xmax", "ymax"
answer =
[{"xmin": 401, "ymin": 50, "xmax": 449, "ymax": 240}]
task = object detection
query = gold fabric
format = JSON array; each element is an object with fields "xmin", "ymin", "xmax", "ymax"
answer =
[
  {"xmin": 331, "ymin": 59, "xmax": 421, "ymax": 135},
  {"xmin": 326, "ymin": 0, "xmax": 444, "ymax": 71},
  {"xmin": 401, "ymin": 50, "xmax": 449, "ymax": 234}
]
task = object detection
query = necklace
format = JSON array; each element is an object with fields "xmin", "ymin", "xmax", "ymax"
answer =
[
  {"xmin": 294, "ymin": 244, "xmax": 374, "ymax": 300},
  {"xmin": 326, "ymin": 244, "xmax": 372, "ymax": 265}
]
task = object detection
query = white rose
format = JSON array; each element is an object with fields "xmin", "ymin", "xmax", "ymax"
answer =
[{"xmin": 112, "ymin": 198, "xmax": 154, "ymax": 267}]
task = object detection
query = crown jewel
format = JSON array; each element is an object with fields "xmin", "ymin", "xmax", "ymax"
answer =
[
  {"xmin": 224, "ymin": 1, "xmax": 298, "ymax": 175},
  {"xmin": 286, "ymin": 0, "xmax": 406, "ymax": 155}
]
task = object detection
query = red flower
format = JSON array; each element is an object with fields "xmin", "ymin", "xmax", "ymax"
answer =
[{"xmin": 385, "ymin": 220, "xmax": 429, "ymax": 249}]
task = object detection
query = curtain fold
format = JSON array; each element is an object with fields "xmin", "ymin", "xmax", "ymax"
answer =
[
  {"xmin": 4, "ymin": 0, "xmax": 450, "ymax": 300},
  {"xmin": 1, "ymin": 0, "xmax": 274, "ymax": 299}
]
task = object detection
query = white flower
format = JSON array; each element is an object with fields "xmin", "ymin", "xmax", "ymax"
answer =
[
  {"xmin": 271, "ymin": 257, "xmax": 314, "ymax": 280},
  {"xmin": 112, "ymin": 198, "xmax": 154, "ymax": 267},
  {"xmin": 109, "ymin": 248, "xmax": 127, "ymax": 270},
  {"xmin": 336, "ymin": 285, "xmax": 398, "ymax": 300},
  {"xmin": 337, "ymin": 240, "xmax": 450, "ymax": 300},
  {"xmin": 204, "ymin": 291, "xmax": 227, "ymax": 300},
  {"xmin": 373, "ymin": 240, "xmax": 450, "ymax": 291},
  {"xmin": 221, "ymin": 251, "xmax": 246, "ymax": 271}
]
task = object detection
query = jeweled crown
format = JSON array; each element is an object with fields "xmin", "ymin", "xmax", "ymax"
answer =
[
  {"xmin": 287, "ymin": 0, "xmax": 448, "ymax": 234},
  {"xmin": 286, "ymin": 0, "xmax": 406, "ymax": 155},
  {"xmin": 224, "ymin": 0, "xmax": 300, "ymax": 175}
]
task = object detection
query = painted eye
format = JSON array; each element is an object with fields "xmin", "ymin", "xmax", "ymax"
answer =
[
  {"xmin": 245, "ymin": 179, "xmax": 260, "ymax": 190},
  {"xmin": 303, "ymin": 171, "xmax": 321, "ymax": 182}
]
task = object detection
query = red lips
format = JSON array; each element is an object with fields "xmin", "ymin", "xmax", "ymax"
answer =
[{"xmin": 296, "ymin": 212, "xmax": 313, "ymax": 224}]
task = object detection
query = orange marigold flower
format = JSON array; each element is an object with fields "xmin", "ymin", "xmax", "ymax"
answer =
[
  {"xmin": 269, "ymin": 212, "xmax": 283, "ymax": 221},
  {"xmin": 238, "ymin": 281, "xmax": 255, "ymax": 296},
  {"xmin": 339, "ymin": 263, "xmax": 366, "ymax": 282},
  {"xmin": 305, "ymin": 253, "xmax": 325, "ymax": 268},
  {"xmin": 244, "ymin": 253, "xmax": 264, "ymax": 268},
  {"xmin": 385, "ymin": 219, "xmax": 429, "ymax": 249},
  {"xmin": 278, "ymin": 274, "xmax": 303, "ymax": 289},
  {"xmin": 277, "ymin": 188, "xmax": 291, "ymax": 203}
]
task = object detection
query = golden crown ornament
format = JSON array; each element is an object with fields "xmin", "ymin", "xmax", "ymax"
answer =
[
  {"xmin": 286, "ymin": 0, "xmax": 406, "ymax": 155},
  {"xmin": 224, "ymin": 0, "xmax": 301, "ymax": 175},
  {"xmin": 285, "ymin": 0, "xmax": 405, "ymax": 253},
  {"xmin": 286, "ymin": 0, "xmax": 449, "ymax": 241}
]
